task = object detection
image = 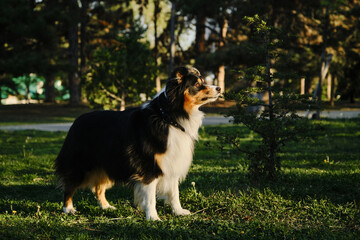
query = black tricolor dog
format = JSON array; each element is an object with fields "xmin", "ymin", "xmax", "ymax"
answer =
[{"xmin": 55, "ymin": 66, "xmax": 221, "ymax": 220}]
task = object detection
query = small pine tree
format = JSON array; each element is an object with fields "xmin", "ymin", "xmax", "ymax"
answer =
[
  {"xmin": 86, "ymin": 26, "xmax": 156, "ymax": 111},
  {"xmin": 219, "ymin": 15, "xmax": 318, "ymax": 180}
]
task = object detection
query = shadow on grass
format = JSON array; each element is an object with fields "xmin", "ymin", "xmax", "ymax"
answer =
[
  {"xmin": 1, "ymin": 165, "xmax": 359, "ymax": 216},
  {"xmin": 2, "ymin": 213, "xmax": 357, "ymax": 240},
  {"xmin": 0, "ymin": 184, "xmax": 61, "ymax": 203},
  {"xmin": 0, "ymin": 219, "xmax": 246, "ymax": 239},
  {"xmin": 0, "ymin": 183, "xmax": 137, "ymax": 215}
]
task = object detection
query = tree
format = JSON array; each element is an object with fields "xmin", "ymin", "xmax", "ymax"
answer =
[
  {"xmin": 35, "ymin": 0, "xmax": 66, "ymax": 103},
  {"xmin": 333, "ymin": 1, "xmax": 360, "ymax": 103},
  {"xmin": 80, "ymin": 0, "xmax": 90, "ymax": 78},
  {"xmin": 153, "ymin": 0, "xmax": 162, "ymax": 92},
  {"xmin": 0, "ymin": 0, "xmax": 59, "ymax": 103},
  {"xmin": 67, "ymin": 0, "xmax": 81, "ymax": 105},
  {"xmin": 86, "ymin": 26, "xmax": 156, "ymax": 110},
  {"xmin": 169, "ymin": 1, "xmax": 176, "ymax": 76},
  {"xmin": 216, "ymin": 15, "xmax": 318, "ymax": 180},
  {"xmin": 178, "ymin": 0, "xmax": 216, "ymax": 71}
]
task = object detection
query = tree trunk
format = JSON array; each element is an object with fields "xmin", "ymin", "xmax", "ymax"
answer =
[
  {"xmin": 120, "ymin": 90, "xmax": 126, "ymax": 111},
  {"xmin": 169, "ymin": 1, "xmax": 176, "ymax": 77},
  {"xmin": 315, "ymin": 6, "xmax": 330, "ymax": 119},
  {"xmin": 80, "ymin": 0, "xmax": 88, "ymax": 77},
  {"xmin": 265, "ymin": 32, "xmax": 277, "ymax": 179},
  {"xmin": 330, "ymin": 75, "xmax": 336, "ymax": 107},
  {"xmin": 68, "ymin": 0, "xmax": 81, "ymax": 105},
  {"xmin": 195, "ymin": 13, "xmax": 206, "ymax": 73},
  {"xmin": 44, "ymin": 72, "xmax": 56, "ymax": 103},
  {"xmin": 300, "ymin": 77, "xmax": 305, "ymax": 94},
  {"xmin": 217, "ymin": 19, "xmax": 228, "ymax": 94},
  {"xmin": 154, "ymin": 0, "xmax": 161, "ymax": 92},
  {"xmin": 350, "ymin": 91, "xmax": 355, "ymax": 103},
  {"xmin": 305, "ymin": 75, "xmax": 311, "ymax": 94},
  {"xmin": 195, "ymin": 14, "xmax": 206, "ymax": 54}
]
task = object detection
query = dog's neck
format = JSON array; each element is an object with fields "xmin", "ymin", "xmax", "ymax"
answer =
[{"xmin": 158, "ymin": 92, "xmax": 185, "ymax": 132}]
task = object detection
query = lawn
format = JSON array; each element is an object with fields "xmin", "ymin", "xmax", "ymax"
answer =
[{"xmin": 0, "ymin": 119, "xmax": 359, "ymax": 239}]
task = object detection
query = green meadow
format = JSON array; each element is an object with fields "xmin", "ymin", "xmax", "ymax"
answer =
[{"xmin": 0, "ymin": 119, "xmax": 359, "ymax": 239}]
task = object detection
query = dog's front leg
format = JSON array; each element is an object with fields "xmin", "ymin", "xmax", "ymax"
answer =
[
  {"xmin": 167, "ymin": 178, "xmax": 191, "ymax": 216},
  {"xmin": 134, "ymin": 179, "xmax": 160, "ymax": 220}
]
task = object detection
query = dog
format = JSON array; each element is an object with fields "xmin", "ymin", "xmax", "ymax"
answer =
[{"xmin": 54, "ymin": 66, "xmax": 221, "ymax": 220}]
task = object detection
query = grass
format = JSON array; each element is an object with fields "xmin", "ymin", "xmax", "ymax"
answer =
[{"xmin": 0, "ymin": 119, "xmax": 359, "ymax": 239}]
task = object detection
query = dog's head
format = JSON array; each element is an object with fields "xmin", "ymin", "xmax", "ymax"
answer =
[{"xmin": 165, "ymin": 67, "xmax": 221, "ymax": 114}]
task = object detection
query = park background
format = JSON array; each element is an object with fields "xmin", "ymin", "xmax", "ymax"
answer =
[
  {"xmin": 0, "ymin": 0, "xmax": 359, "ymax": 108},
  {"xmin": 0, "ymin": 0, "xmax": 360, "ymax": 239}
]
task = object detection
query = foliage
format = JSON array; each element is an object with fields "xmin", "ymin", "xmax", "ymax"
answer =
[
  {"xmin": 0, "ymin": 119, "xmax": 359, "ymax": 239},
  {"xmin": 0, "ymin": 74, "xmax": 18, "ymax": 103},
  {"xmin": 12, "ymin": 74, "xmax": 44, "ymax": 102},
  {"xmin": 1, "ymin": 1, "xmax": 360, "ymax": 104},
  {"xmin": 86, "ymin": 25, "xmax": 156, "ymax": 110},
  {"xmin": 221, "ymin": 15, "xmax": 319, "ymax": 180}
]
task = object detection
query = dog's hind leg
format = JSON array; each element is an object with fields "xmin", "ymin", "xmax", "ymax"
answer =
[
  {"xmin": 93, "ymin": 181, "xmax": 116, "ymax": 210},
  {"xmin": 87, "ymin": 170, "xmax": 116, "ymax": 210},
  {"xmin": 63, "ymin": 187, "xmax": 77, "ymax": 214},
  {"xmin": 134, "ymin": 179, "xmax": 160, "ymax": 220}
]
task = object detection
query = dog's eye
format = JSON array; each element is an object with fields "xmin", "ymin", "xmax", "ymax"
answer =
[{"xmin": 195, "ymin": 82, "xmax": 201, "ymax": 88}]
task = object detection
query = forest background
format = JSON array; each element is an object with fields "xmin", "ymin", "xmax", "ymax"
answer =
[{"xmin": 0, "ymin": 0, "xmax": 359, "ymax": 110}]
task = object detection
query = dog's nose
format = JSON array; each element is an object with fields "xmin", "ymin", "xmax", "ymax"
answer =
[{"xmin": 216, "ymin": 86, "xmax": 221, "ymax": 92}]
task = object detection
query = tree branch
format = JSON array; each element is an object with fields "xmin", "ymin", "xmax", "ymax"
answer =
[
  {"xmin": 101, "ymin": 87, "xmax": 124, "ymax": 103},
  {"xmin": 205, "ymin": 24, "xmax": 220, "ymax": 35}
]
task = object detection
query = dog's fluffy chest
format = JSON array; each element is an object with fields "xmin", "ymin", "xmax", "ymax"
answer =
[{"xmin": 160, "ymin": 110, "xmax": 204, "ymax": 181}]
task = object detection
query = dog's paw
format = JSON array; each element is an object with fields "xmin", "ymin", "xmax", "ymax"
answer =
[
  {"xmin": 146, "ymin": 214, "xmax": 161, "ymax": 221},
  {"xmin": 145, "ymin": 210, "xmax": 161, "ymax": 221},
  {"xmin": 63, "ymin": 206, "xmax": 77, "ymax": 215},
  {"xmin": 174, "ymin": 208, "xmax": 191, "ymax": 216},
  {"xmin": 101, "ymin": 204, "xmax": 116, "ymax": 210}
]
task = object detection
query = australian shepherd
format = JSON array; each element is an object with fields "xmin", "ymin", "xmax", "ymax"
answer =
[{"xmin": 54, "ymin": 66, "xmax": 221, "ymax": 220}]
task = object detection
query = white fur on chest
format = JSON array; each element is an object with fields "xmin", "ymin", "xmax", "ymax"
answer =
[{"xmin": 160, "ymin": 109, "xmax": 204, "ymax": 181}]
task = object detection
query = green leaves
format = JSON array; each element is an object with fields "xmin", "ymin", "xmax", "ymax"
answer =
[
  {"xmin": 244, "ymin": 15, "xmax": 270, "ymax": 33},
  {"xmin": 86, "ymin": 26, "xmax": 156, "ymax": 110}
]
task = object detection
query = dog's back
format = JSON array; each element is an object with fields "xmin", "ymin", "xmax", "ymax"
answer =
[{"xmin": 55, "ymin": 108, "xmax": 164, "ymax": 186}]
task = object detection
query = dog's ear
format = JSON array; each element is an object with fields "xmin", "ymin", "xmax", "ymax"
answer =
[
  {"xmin": 187, "ymin": 67, "xmax": 201, "ymax": 77},
  {"xmin": 171, "ymin": 67, "xmax": 188, "ymax": 83}
]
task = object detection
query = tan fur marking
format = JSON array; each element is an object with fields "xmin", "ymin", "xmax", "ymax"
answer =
[
  {"xmin": 199, "ymin": 87, "xmax": 210, "ymax": 98},
  {"xmin": 184, "ymin": 85, "xmax": 219, "ymax": 113},
  {"xmin": 184, "ymin": 90, "xmax": 196, "ymax": 114},
  {"xmin": 94, "ymin": 183, "xmax": 111, "ymax": 208},
  {"xmin": 155, "ymin": 153, "xmax": 165, "ymax": 170},
  {"xmin": 79, "ymin": 169, "xmax": 114, "ymax": 208},
  {"xmin": 64, "ymin": 195, "xmax": 74, "ymax": 208},
  {"xmin": 130, "ymin": 174, "xmax": 144, "ymax": 182},
  {"xmin": 80, "ymin": 169, "xmax": 114, "ymax": 190},
  {"xmin": 176, "ymin": 72, "xmax": 183, "ymax": 82}
]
